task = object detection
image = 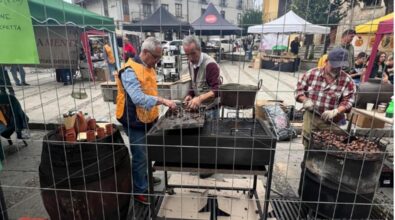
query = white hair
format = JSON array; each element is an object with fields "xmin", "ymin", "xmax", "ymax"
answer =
[
  {"xmin": 141, "ymin": 37, "xmax": 161, "ymax": 52},
  {"xmin": 182, "ymin": 35, "xmax": 201, "ymax": 50}
]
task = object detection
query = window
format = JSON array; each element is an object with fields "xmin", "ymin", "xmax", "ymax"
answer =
[
  {"xmin": 201, "ymin": 8, "xmax": 206, "ymax": 15},
  {"xmin": 220, "ymin": 10, "xmax": 225, "ymax": 19},
  {"xmin": 219, "ymin": 0, "xmax": 227, "ymax": 7},
  {"xmin": 161, "ymin": 4, "xmax": 169, "ymax": 10},
  {"xmin": 103, "ymin": 0, "xmax": 109, "ymax": 16},
  {"xmin": 237, "ymin": 13, "xmax": 242, "ymax": 24},
  {"xmin": 122, "ymin": 0, "xmax": 129, "ymax": 20},
  {"xmin": 237, "ymin": 0, "xmax": 243, "ymax": 9},
  {"xmin": 363, "ymin": 0, "xmax": 382, "ymax": 7},
  {"xmin": 200, "ymin": 0, "xmax": 207, "ymax": 4},
  {"xmin": 175, "ymin": 3, "xmax": 182, "ymax": 17},
  {"xmin": 143, "ymin": 4, "xmax": 152, "ymax": 17}
]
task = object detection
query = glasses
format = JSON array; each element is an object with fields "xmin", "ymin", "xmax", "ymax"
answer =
[{"xmin": 148, "ymin": 51, "xmax": 162, "ymax": 61}]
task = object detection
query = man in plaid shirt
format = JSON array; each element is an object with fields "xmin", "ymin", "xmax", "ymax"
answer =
[{"xmin": 295, "ymin": 48, "xmax": 356, "ymax": 141}]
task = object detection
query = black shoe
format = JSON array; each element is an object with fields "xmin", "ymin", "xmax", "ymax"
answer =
[
  {"xmin": 16, "ymin": 83, "xmax": 21, "ymax": 86},
  {"xmin": 22, "ymin": 82, "xmax": 30, "ymax": 86},
  {"xmin": 153, "ymin": 176, "xmax": 161, "ymax": 186},
  {"xmin": 199, "ymin": 173, "xmax": 214, "ymax": 179}
]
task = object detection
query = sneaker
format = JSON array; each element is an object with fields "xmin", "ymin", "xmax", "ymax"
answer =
[
  {"xmin": 17, "ymin": 129, "xmax": 30, "ymax": 139},
  {"xmin": 134, "ymin": 195, "xmax": 150, "ymax": 205},
  {"xmin": 153, "ymin": 176, "xmax": 161, "ymax": 186}
]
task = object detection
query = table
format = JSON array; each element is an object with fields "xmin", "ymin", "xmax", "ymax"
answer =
[
  {"xmin": 261, "ymin": 54, "xmax": 298, "ymax": 72},
  {"xmin": 352, "ymin": 108, "xmax": 393, "ymax": 125}
]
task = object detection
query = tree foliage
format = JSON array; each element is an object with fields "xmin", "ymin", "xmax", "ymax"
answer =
[
  {"xmin": 290, "ymin": 0, "xmax": 348, "ymax": 27},
  {"xmin": 239, "ymin": 9, "xmax": 263, "ymax": 33}
]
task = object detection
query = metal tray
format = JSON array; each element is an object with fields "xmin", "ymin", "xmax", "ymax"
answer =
[{"xmin": 153, "ymin": 107, "xmax": 205, "ymax": 131}]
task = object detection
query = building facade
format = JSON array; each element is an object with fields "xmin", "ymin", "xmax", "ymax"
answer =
[
  {"xmin": 335, "ymin": 0, "xmax": 387, "ymax": 44},
  {"xmin": 262, "ymin": 0, "xmax": 289, "ymax": 23},
  {"xmin": 76, "ymin": 0, "xmax": 255, "ymax": 27}
]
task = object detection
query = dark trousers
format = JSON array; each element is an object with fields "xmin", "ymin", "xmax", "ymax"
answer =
[
  {"xmin": 0, "ymin": 181, "xmax": 8, "ymax": 220},
  {"xmin": 0, "ymin": 67, "xmax": 14, "ymax": 96}
]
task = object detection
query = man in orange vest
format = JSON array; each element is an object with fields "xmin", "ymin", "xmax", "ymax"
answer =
[
  {"xmin": 116, "ymin": 37, "xmax": 176, "ymax": 205},
  {"xmin": 103, "ymin": 39, "xmax": 117, "ymax": 81}
]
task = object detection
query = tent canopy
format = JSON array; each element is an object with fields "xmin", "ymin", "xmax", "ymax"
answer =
[
  {"xmin": 29, "ymin": 0, "xmax": 115, "ymax": 31},
  {"xmin": 364, "ymin": 18, "xmax": 394, "ymax": 81},
  {"xmin": 356, "ymin": 13, "xmax": 394, "ymax": 34},
  {"xmin": 124, "ymin": 5, "xmax": 190, "ymax": 32},
  {"xmin": 377, "ymin": 18, "xmax": 394, "ymax": 34},
  {"xmin": 191, "ymin": 3, "xmax": 242, "ymax": 35},
  {"xmin": 248, "ymin": 10, "xmax": 330, "ymax": 34}
]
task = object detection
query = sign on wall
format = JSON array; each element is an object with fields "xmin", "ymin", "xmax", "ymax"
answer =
[
  {"xmin": 0, "ymin": 0, "xmax": 39, "ymax": 64},
  {"xmin": 34, "ymin": 26, "xmax": 81, "ymax": 69}
]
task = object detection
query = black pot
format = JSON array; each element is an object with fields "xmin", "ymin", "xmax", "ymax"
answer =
[
  {"xmin": 220, "ymin": 80, "xmax": 262, "ymax": 109},
  {"xmin": 300, "ymin": 167, "xmax": 375, "ymax": 219},
  {"xmin": 355, "ymin": 78, "xmax": 393, "ymax": 108}
]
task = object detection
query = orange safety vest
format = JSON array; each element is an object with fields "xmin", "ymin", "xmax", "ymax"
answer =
[
  {"xmin": 116, "ymin": 59, "xmax": 159, "ymax": 126},
  {"xmin": 104, "ymin": 44, "xmax": 115, "ymax": 64},
  {"xmin": 317, "ymin": 54, "xmax": 328, "ymax": 68}
]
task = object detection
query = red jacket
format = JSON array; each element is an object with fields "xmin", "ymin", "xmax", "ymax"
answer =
[{"xmin": 123, "ymin": 43, "xmax": 136, "ymax": 61}]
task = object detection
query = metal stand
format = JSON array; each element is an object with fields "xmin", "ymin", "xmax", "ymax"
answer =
[{"xmin": 147, "ymin": 161, "xmax": 274, "ymax": 220}]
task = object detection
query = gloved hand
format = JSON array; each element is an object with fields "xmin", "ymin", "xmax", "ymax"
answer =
[
  {"xmin": 303, "ymin": 99, "xmax": 314, "ymax": 111},
  {"xmin": 321, "ymin": 109, "xmax": 339, "ymax": 121}
]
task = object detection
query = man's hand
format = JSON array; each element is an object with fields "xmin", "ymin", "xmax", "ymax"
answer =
[
  {"xmin": 186, "ymin": 96, "xmax": 202, "ymax": 110},
  {"xmin": 303, "ymin": 99, "xmax": 314, "ymax": 111},
  {"xmin": 183, "ymin": 95, "xmax": 192, "ymax": 103},
  {"xmin": 163, "ymin": 99, "xmax": 177, "ymax": 110},
  {"xmin": 321, "ymin": 109, "xmax": 339, "ymax": 121}
]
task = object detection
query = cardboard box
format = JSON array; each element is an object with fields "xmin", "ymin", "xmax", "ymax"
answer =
[
  {"xmin": 351, "ymin": 113, "xmax": 385, "ymax": 128},
  {"xmin": 100, "ymin": 82, "xmax": 117, "ymax": 103},
  {"xmin": 253, "ymin": 58, "xmax": 261, "ymax": 69},
  {"xmin": 255, "ymin": 99, "xmax": 285, "ymax": 120},
  {"xmin": 95, "ymin": 68, "xmax": 109, "ymax": 81}
]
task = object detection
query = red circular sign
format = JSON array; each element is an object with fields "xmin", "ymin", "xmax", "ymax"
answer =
[{"xmin": 205, "ymin": 14, "xmax": 217, "ymax": 24}]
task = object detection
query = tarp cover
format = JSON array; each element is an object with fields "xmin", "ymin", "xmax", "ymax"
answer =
[
  {"xmin": 124, "ymin": 5, "xmax": 190, "ymax": 32},
  {"xmin": 191, "ymin": 3, "xmax": 242, "ymax": 35},
  {"xmin": 29, "ymin": 0, "xmax": 115, "ymax": 31},
  {"xmin": 356, "ymin": 13, "xmax": 394, "ymax": 34},
  {"xmin": 248, "ymin": 10, "xmax": 330, "ymax": 34}
]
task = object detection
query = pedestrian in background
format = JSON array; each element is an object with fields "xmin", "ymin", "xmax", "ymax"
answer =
[
  {"xmin": 10, "ymin": 65, "xmax": 29, "ymax": 86},
  {"xmin": 103, "ymin": 39, "xmax": 117, "ymax": 82},
  {"xmin": 123, "ymin": 37, "xmax": 136, "ymax": 62},
  {"xmin": 0, "ymin": 66, "xmax": 15, "ymax": 96}
]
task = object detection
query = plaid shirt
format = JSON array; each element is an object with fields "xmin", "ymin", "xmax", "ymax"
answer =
[{"xmin": 295, "ymin": 68, "xmax": 356, "ymax": 114}]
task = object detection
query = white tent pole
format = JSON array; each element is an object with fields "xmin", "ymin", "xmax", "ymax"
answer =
[{"xmin": 111, "ymin": 32, "xmax": 120, "ymax": 70}]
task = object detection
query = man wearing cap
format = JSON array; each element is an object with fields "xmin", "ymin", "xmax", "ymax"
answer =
[{"xmin": 295, "ymin": 48, "xmax": 356, "ymax": 143}]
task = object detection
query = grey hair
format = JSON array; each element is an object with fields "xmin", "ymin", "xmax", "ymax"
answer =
[
  {"xmin": 141, "ymin": 37, "xmax": 161, "ymax": 52},
  {"xmin": 182, "ymin": 35, "xmax": 201, "ymax": 50}
]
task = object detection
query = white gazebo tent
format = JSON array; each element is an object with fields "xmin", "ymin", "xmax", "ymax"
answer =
[{"xmin": 248, "ymin": 10, "xmax": 330, "ymax": 34}]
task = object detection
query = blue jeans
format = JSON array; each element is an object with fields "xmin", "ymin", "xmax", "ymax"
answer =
[
  {"xmin": 205, "ymin": 108, "xmax": 219, "ymax": 119},
  {"xmin": 126, "ymin": 127, "xmax": 148, "ymax": 194},
  {"xmin": 107, "ymin": 63, "xmax": 116, "ymax": 82},
  {"xmin": 10, "ymin": 65, "xmax": 26, "ymax": 85}
]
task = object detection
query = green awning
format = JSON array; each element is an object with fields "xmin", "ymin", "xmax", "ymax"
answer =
[{"xmin": 29, "ymin": 0, "xmax": 115, "ymax": 32}]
